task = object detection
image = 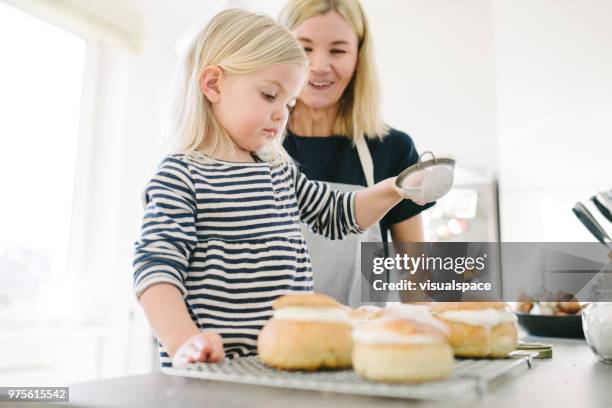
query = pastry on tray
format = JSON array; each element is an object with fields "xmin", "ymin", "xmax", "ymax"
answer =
[
  {"xmin": 257, "ymin": 293, "xmax": 353, "ymax": 370},
  {"xmin": 431, "ymin": 302, "xmax": 518, "ymax": 358},
  {"xmin": 352, "ymin": 318, "xmax": 454, "ymax": 382},
  {"xmin": 517, "ymin": 291, "xmax": 584, "ymax": 316}
]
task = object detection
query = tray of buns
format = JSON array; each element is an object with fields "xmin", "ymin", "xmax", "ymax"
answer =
[{"xmin": 163, "ymin": 351, "xmax": 535, "ymax": 401}]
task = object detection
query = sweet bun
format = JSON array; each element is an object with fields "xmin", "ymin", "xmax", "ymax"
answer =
[
  {"xmin": 431, "ymin": 302, "xmax": 518, "ymax": 358},
  {"xmin": 430, "ymin": 302, "xmax": 508, "ymax": 312},
  {"xmin": 352, "ymin": 319, "xmax": 454, "ymax": 382},
  {"xmin": 272, "ymin": 292, "xmax": 343, "ymax": 309},
  {"xmin": 258, "ymin": 293, "xmax": 353, "ymax": 370}
]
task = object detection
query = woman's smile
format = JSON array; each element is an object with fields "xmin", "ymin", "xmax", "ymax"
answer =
[{"xmin": 308, "ymin": 80, "xmax": 335, "ymax": 90}]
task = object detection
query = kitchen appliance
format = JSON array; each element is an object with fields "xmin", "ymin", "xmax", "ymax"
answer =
[{"xmin": 422, "ymin": 167, "xmax": 499, "ymax": 242}]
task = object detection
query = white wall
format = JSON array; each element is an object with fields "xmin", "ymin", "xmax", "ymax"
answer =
[
  {"xmin": 365, "ymin": 0, "xmax": 497, "ymax": 173},
  {"xmin": 492, "ymin": 0, "xmax": 612, "ymax": 241}
]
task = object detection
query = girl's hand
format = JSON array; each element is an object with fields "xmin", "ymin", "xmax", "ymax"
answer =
[{"xmin": 172, "ymin": 331, "xmax": 225, "ymax": 367}]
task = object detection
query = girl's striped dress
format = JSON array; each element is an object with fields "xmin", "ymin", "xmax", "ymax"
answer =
[{"xmin": 133, "ymin": 152, "xmax": 363, "ymax": 367}]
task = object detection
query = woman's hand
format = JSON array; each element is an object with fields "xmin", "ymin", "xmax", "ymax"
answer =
[{"xmin": 172, "ymin": 331, "xmax": 225, "ymax": 366}]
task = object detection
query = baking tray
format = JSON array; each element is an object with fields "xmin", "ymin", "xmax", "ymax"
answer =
[{"xmin": 163, "ymin": 352, "xmax": 536, "ymax": 401}]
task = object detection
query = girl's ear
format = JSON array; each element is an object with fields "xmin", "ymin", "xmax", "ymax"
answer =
[{"xmin": 200, "ymin": 66, "xmax": 223, "ymax": 103}]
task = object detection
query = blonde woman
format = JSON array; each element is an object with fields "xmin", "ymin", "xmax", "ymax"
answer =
[
  {"xmin": 134, "ymin": 9, "xmax": 411, "ymax": 366},
  {"xmin": 279, "ymin": 0, "xmax": 433, "ymax": 307}
]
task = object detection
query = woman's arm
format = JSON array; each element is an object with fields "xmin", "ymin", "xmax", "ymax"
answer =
[
  {"xmin": 354, "ymin": 178, "xmax": 403, "ymax": 230},
  {"xmin": 389, "ymin": 214, "xmax": 425, "ymax": 242},
  {"xmin": 389, "ymin": 214, "xmax": 432, "ymax": 302}
]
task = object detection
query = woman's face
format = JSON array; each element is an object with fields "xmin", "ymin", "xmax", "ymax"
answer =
[{"xmin": 293, "ymin": 11, "xmax": 359, "ymax": 110}]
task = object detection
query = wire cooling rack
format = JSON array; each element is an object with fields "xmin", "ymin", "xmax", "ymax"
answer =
[{"xmin": 163, "ymin": 352, "xmax": 535, "ymax": 401}]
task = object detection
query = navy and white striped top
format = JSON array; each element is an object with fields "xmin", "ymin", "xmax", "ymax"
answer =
[{"xmin": 133, "ymin": 152, "xmax": 363, "ymax": 366}]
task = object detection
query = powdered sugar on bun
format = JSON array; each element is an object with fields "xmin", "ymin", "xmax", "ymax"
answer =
[
  {"xmin": 381, "ymin": 303, "xmax": 450, "ymax": 334},
  {"xmin": 353, "ymin": 329, "xmax": 443, "ymax": 345}
]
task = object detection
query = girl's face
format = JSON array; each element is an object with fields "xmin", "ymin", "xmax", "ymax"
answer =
[
  {"xmin": 211, "ymin": 63, "xmax": 306, "ymax": 155},
  {"xmin": 293, "ymin": 11, "xmax": 359, "ymax": 110}
]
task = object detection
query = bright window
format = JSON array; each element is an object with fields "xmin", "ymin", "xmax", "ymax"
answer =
[{"xmin": 0, "ymin": 2, "xmax": 86, "ymax": 322}]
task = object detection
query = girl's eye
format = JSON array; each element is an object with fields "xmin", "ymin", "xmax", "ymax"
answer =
[
  {"xmin": 261, "ymin": 92, "xmax": 276, "ymax": 101},
  {"xmin": 330, "ymin": 49, "xmax": 346, "ymax": 54},
  {"xmin": 303, "ymin": 47, "xmax": 312, "ymax": 53}
]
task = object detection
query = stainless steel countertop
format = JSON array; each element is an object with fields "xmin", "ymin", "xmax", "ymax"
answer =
[{"xmin": 56, "ymin": 337, "xmax": 612, "ymax": 408}]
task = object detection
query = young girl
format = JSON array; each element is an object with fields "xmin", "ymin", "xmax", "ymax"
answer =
[{"xmin": 134, "ymin": 9, "xmax": 406, "ymax": 367}]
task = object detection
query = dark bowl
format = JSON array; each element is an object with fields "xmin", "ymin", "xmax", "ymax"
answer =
[{"xmin": 516, "ymin": 312, "xmax": 584, "ymax": 338}]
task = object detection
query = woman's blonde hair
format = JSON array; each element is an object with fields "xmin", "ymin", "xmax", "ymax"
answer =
[
  {"xmin": 278, "ymin": 0, "xmax": 388, "ymax": 141},
  {"xmin": 164, "ymin": 9, "xmax": 308, "ymax": 163}
]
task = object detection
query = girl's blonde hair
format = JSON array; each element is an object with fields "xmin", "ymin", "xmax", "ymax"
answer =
[
  {"xmin": 278, "ymin": 0, "xmax": 389, "ymax": 142},
  {"xmin": 164, "ymin": 9, "xmax": 308, "ymax": 163}
]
